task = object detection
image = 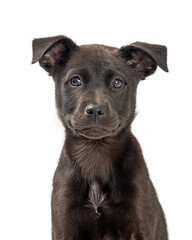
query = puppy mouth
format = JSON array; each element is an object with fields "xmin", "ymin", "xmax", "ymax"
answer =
[
  {"xmin": 73, "ymin": 124, "xmax": 121, "ymax": 139},
  {"xmin": 66, "ymin": 115, "xmax": 122, "ymax": 139}
]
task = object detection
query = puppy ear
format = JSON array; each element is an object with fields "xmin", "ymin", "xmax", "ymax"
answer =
[
  {"xmin": 120, "ymin": 42, "xmax": 168, "ymax": 80},
  {"xmin": 32, "ymin": 35, "xmax": 77, "ymax": 75}
]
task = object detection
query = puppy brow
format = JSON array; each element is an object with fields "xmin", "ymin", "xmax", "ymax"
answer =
[
  {"xmin": 104, "ymin": 68, "xmax": 127, "ymax": 82},
  {"xmin": 104, "ymin": 69, "xmax": 116, "ymax": 79},
  {"xmin": 64, "ymin": 68, "xmax": 90, "ymax": 82}
]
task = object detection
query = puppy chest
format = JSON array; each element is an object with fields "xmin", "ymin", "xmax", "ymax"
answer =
[{"xmin": 77, "ymin": 146, "xmax": 113, "ymax": 183}]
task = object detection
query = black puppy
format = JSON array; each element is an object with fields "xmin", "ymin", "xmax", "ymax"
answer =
[{"xmin": 32, "ymin": 36, "xmax": 168, "ymax": 240}]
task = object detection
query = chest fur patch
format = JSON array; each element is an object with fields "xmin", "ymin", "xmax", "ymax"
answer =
[{"xmin": 88, "ymin": 181, "xmax": 106, "ymax": 215}]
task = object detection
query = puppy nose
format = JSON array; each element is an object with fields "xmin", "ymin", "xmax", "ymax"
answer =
[{"xmin": 85, "ymin": 104, "xmax": 105, "ymax": 118}]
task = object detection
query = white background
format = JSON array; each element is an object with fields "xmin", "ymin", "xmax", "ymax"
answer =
[{"xmin": 0, "ymin": 0, "xmax": 191, "ymax": 239}]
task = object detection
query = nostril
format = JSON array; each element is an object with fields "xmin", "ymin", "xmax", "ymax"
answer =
[
  {"xmin": 97, "ymin": 110, "xmax": 104, "ymax": 116},
  {"xmin": 85, "ymin": 105, "xmax": 95, "ymax": 115},
  {"xmin": 86, "ymin": 108, "xmax": 94, "ymax": 115}
]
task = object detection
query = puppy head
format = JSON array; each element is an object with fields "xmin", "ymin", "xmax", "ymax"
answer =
[{"xmin": 32, "ymin": 36, "xmax": 168, "ymax": 139}]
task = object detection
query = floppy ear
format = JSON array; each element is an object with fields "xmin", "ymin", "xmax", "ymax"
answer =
[
  {"xmin": 120, "ymin": 42, "xmax": 168, "ymax": 80},
  {"xmin": 32, "ymin": 35, "xmax": 77, "ymax": 76}
]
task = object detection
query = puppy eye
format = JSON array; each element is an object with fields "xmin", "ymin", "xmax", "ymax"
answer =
[
  {"xmin": 70, "ymin": 77, "xmax": 82, "ymax": 87},
  {"xmin": 112, "ymin": 78, "xmax": 122, "ymax": 88}
]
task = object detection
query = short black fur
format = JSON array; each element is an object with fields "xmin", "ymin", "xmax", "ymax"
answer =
[{"xmin": 32, "ymin": 35, "xmax": 168, "ymax": 240}]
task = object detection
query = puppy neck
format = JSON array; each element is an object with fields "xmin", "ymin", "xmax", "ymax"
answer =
[{"xmin": 64, "ymin": 129, "xmax": 131, "ymax": 183}]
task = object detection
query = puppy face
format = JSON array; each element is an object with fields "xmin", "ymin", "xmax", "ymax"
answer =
[
  {"xmin": 56, "ymin": 45, "xmax": 139, "ymax": 139},
  {"xmin": 32, "ymin": 36, "xmax": 168, "ymax": 139}
]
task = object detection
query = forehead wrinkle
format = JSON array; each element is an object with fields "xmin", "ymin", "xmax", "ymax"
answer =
[{"xmin": 75, "ymin": 46, "xmax": 116, "ymax": 73}]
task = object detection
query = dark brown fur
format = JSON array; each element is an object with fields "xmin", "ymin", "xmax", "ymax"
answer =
[{"xmin": 32, "ymin": 35, "xmax": 168, "ymax": 240}]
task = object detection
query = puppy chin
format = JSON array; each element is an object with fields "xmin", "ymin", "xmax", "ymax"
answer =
[{"xmin": 78, "ymin": 129, "xmax": 111, "ymax": 140}]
